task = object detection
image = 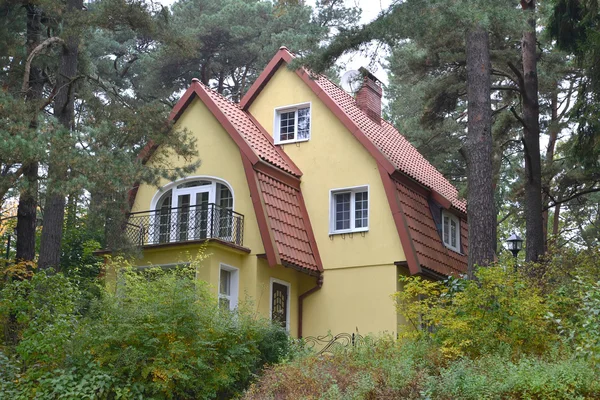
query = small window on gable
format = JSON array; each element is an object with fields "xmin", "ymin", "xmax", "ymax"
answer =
[
  {"xmin": 219, "ymin": 264, "xmax": 239, "ymax": 311},
  {"xmin": 442, "ymin": 211, "xmax": 461, "ymax": 253},
  {"xmin": 274, "ymin": 103, "xmax": 310, "ymax": 144},
  {"xmin": 330, "ymin": 186, "xmax": 369, "ymax": 234}
]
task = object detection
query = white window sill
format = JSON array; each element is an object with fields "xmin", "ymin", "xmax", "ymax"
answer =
[
  {"xmin": 329, "ymin": 228, "xmax": 369, "ymax": 236},
  {"xmin": 275, "ymin": 138, "xmax": 310, "ymax": 145},
  {"xmin": 444, "ymin": 244, "xmax": 462, "ymax": 254}
]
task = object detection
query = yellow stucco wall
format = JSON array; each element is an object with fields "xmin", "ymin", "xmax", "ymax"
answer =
[
  {"xmin": 127, "ymin": 96, "xmax": 314, "ymax": 337},
  {"xmin": 248, "ymin": 66, "xmax": 405, "ymax": 270},
  {"xmin": 301, "ymin": 263, "xmax": 399, "ymax": 337},
  {"xmin": 248, "ymin": 65, "xmax": 406, "ymax": 336},
  {"xmin": 255, "ymin": 258, "xmax": 317, "ymax": 337},
  {"xmin": 131, "ymin": 97, "xmax": 264, "ymax": 256}
]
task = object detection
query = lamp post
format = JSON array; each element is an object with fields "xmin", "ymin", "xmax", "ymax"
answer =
[{"xmin": 505, "ymin": 233, "xmax": 524, "ymax": 258}]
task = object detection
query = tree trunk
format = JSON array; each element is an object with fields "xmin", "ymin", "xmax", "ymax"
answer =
[
  {"xmin": 463, "ymin": 26, "xmax": 497, "ymax": 278},
  {"xmin": 16, "ymin": 4, "xmax": 43, "ymax": 262},
  {"xmin": 542, "ymin": 87, "xmax": 559, "ymax": 247},
  {"xmin": 552, "ymin": 204, "xmax": 560, "ymax": 237},
  {"xmin": 38, "ymin": 0, "xmax": 82, "ymax": 270},
  {"xmin": 521, "ymin": 0, "xmax": 545, "ymax": 262}
]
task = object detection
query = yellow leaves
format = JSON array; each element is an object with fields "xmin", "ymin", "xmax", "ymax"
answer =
[
  {"xmin": 151, "ymin": 369, "xmax": 168, "ymax": 382},
  {"xmin": 0, "ymin": 260, "xmax": 37, "ymax": 281},
  {"xmin": 393, "ymin": 265, "xmax": 558, "ymax": 361}
]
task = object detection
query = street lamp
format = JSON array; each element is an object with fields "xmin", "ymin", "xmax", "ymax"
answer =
[{"xmin": 505, "ymin": 233, "xmax": 524, "ymax": 258}]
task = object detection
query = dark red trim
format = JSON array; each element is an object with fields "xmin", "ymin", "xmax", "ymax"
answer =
[
  {"xmin": 245, "ymin": 112, "xmax": 303, "ymax": 177},
  {"xmin": 391, "ymin": 170, "xmax": 430, "ymax": 197},
  {"xmin": 430, "ymin": 189, "xmax": 452, "ymax": 210},
  {"xmin": 240, "ymin": 49, "xmax": 289, "ymax": 109},
  {"xmin": 281, "ymin": 260, "xmax": 320, "ymax": 277},
  {"xmin": 190, "ymin": 82, "xmax": 260, "ymax": 166},
  {"xmin": 169, "ymin": 82, "xmax": 199, "ymax": 122},
  {"xmin": 296, "ymin": 188, "xmax": 324, "ymax": 272},
  {"xmin": 254, "ymin": 160, "xmax": 301, "ymax": 189},
  {"xmin": 242, "ymin": 154, "xmax": 281, "ymax": 267},
  {"xmin": 298, "ymin": 274, "xmax": 323, "ymax": 338},
  {"xmin": 378, "ymin": 163, "xmax": 421, "ymax": 275},
  {"xmin": 240, "ymin": 48, "xmax": 397, "ymax": 176}
]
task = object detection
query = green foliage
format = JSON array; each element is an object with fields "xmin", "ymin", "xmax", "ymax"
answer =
[
  {"xmin": 0, "ymin": 261, "xmax": 289, "ymax": 399},
  {"xmin": 564, "ymin": 277, "xmax": 600, "ymax": 362},
  {"xmin": 423, "ymin": 354, "xmax": 600, "ymax": 400},
  {"xmin": 245, "ymin": 337, "xmax": 600, "ymax": 400},
  {"xmin": 0, "ymin": 269, "xmax": 81, "ymax": 368},
  {"xmin": 247, "ymin": 249, "xmax": 600, "ymax": 399},
  {"xmin": 140, "ymin": 0, "xmax": 360, "ymax": 101},
  {"xmin": 394, "ymin": 266, "xmax": 556, "ymax": 359}
]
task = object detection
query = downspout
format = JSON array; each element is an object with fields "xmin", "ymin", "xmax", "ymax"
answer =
[{"xmin": 298, "ymin": 274, "xmax": 323, "ymax": 338}]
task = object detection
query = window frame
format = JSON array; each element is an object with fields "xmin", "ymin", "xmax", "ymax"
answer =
[
  {"xmin": 218, "ymin": 263, "xmax": 239, "ymax": 311},
  {"xmin": 269, "ymin": 278, "xmax": 291, "ymax": 332},
  {"xmin": 441, "ymin": 211, "xmax": 461, "ymax": 253},
  {"xmin": 273, "ymin": 102, "xmax": 312, "ymax": 145},
  {"xmin": 329, "ymin": 185, "xmax": 370, "ymax": 235}
]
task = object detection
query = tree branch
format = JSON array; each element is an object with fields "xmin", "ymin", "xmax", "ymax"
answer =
[
  {"xmin": 510, "ymin": 106, "xmax": 527, "ymax": 129},
  {"xmin": 506, "ymin": 61, "xmax": 525, "ymax": 92},
  {"xmin": 544, "ymin": 187, "xmax": 600, "ymax": 211},
  {"xmin": 491, "ymin": 85, "xmax": 522, "ymax": 94},
  {"xmin": 22, "ymin": 37, "xmax": 65, "ymax": 96}
]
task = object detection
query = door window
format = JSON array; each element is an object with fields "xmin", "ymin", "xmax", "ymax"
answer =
[{"xmin": 271, "ymin": 280, "xmax": 290, "ymax": 330}]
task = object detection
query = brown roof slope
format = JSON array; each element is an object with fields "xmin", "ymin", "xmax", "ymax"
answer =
[
  {"xmin": 395, "ymin": 180, "xmax": 467, "ymax": 276},
  {"xmin": 257, "ymin": 171, "xmax": 320, "ymax": 273},
  {"xmin": 315, "ymin": 76, "xmax": 466, "ymax": 213}
]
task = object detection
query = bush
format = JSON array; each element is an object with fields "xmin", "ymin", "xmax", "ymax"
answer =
[
  {"xmin": 0, "ymin": 260, "xmax": 289, "ymax": 399},
  {"xmin": 246, "ymin": 249, "xmax": 600, "ymax": 399},
  {"xmin": 393, "ymin": 266, "xmax": 557, "ymax": 359},
  {"xmin": 244, "ymin": 338, "xmax": 600, "ymax": 400}
]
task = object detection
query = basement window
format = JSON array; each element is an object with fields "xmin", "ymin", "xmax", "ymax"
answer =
[
  {"xmin": 330, "ymin": 186, "xmax": 369, "ymax": 234},
  {"xmin": 274, "ymin": 103, "xmax": 311, "ymax": 144},
  {"xmin": 442, "ymin": 211, "xmax": 460, "ymax": 252}
]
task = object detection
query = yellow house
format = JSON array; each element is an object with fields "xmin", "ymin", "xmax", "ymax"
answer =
[{"xmin": 120, "ymin": 48, "xmax": 468, "ymax": 339}]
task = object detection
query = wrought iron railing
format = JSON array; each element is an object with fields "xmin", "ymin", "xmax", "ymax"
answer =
[
  {"xmin": 303, "ymin": 332, "xmax": 364, "ymax": 355},
  {"xmin": 124, "ymin": 204, "xmax": 244, "ymax": 247}
]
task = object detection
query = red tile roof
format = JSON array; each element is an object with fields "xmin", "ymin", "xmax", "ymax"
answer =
[
  {"xmin": 163, "ymin": 49, "xmax": 469, "ymax": 277},
  {"xmin": 395, "ymin": 180, "xmax": 467, "ymax": 276},
  {"xmin": 256, "ymin": 171, "xmax": 320, "ymax": 273},
  {"xmin": 240, "ymin": 48, "xmax": 468, "ymax": 276},
  {"xmin": 315, "ymin": 76, "xmax": 466, "ymax": 213}
]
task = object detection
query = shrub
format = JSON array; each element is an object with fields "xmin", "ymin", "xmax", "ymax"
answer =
[
  {"xmin": 244, "ymin": 338, "xmax": 600, "ymax": 400},
  {"xmin": 393, "ymin": 266, "xmax": 557, "ymax": 360},
  {"xmin": 0, "ymin": 260, "xmax": 289, "ymax": 399},
  {"xmin": 425, "ymin": 355, "xmax": 600, "ymax": 400}
]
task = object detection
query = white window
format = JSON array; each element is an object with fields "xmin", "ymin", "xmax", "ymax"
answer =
[
  {"xmin": 442, "ymin": 211, "xmax": 461, "ymax": 252},
  {"xmin": 270, "ymin": 278, "xmax": 290, "ymax": 331},
  {"xmin": 274, "ymin": 103, "xmax": 311, "ymax": 144},
  {"xmin": 149, "ymin": 178, "xmax": 238, "ymax": 245},
  {"xmin": 218, "ymin": 264, "xmax": 239, "ymax": 310},
  {"xmin": 329, "ymin": 186, "xmax": 369, "ymax": 234}
]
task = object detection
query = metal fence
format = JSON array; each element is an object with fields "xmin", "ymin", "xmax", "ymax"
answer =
[
  {"xmin": 124, "ymin": 203, "xmax": 244, "ymax": 247},
  {"xmin": 302, "ymin": 332, "xmax": 364, "ymax": 355}
]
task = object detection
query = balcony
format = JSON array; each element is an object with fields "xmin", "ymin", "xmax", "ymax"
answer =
[{"xmin": 124, "ymin": 203, "xmax": 244, "ymax": 248}]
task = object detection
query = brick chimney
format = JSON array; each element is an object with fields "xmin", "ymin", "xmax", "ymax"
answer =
[{"xmin": 356, "ymin": 68, "xmax": 382, "ymax": 124}]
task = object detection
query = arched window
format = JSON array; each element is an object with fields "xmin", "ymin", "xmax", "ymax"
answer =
[{"xmin": 151, "ymin": 179, "xmax": 235, "ymax": 244}]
